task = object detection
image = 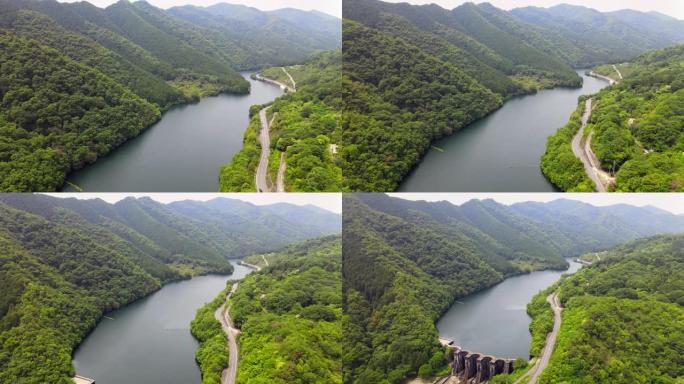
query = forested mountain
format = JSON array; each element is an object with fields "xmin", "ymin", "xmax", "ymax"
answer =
[
  {"xmin": 0, "ymin": 0, "xmax": 341, "ymax": 191},
  {"xmin": 542, "ymin": 44, "xmax": 684, "ymax": 191},
  {"xmin": 342, "ymin": 194, "xmax": 684, "ymax": 383},
  {"xmin": 512, "ymin": 4, "xmax": 684, "ymax": 67},
  {"xmin": 342, "ymin": 18, "xmax": 502, "ymax": 191},
  {"xmin": 530, "ymin": 234, "xmax": 684, "ymax": 383},
  {"xmin": 342, "ymin": 0, "xmax": 684, "ymax": 191},
  {"xmin": 192, "ymin": 236, "xmax": 342, "ymax": 383},
  {"xmin": 168, "ymin": 3, "xmax": 341, "ymax": 69},
  {"xmin": 0, "ymin": 194, "xmax": 340, "ymax": 383},
  {"xmin": 220, "ymin": 51, "xmax": 342, "ymax": 192}
]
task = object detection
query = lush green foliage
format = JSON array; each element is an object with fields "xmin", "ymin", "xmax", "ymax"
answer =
[
  {"xmin": 265, "ymin": 51, "xmax": 342, "ymax": 192},
  {"xmin": 511, "ymin": 4, "xmax": 684, "ymax": 67},
  {"xmin": 191, "ymin": 288, "xmax": 229, "ymax": 384},
  {"xmin": 342, "ymin": 0, "xmax": 684, "ymax": 191},
  {"xmin": 221, "ymin": 51, "xmax": 342, "ymax": 192},
  {"xmin": 342, "ymin": 19, "xmax": 502, "ymax": 191},
  {"xmin": 342, "ymin": 194, "xmax": 571, "ymax": 384},
  {"xmin": 0, "ymin": 0, "xmax": 340, "ymax": 191},
  {"xmin": 166, "ymin": 3, "xmax": 341, "ymax": 70},
  {"xmin": 0, "ymin": 194, "xmax": 340, "ymax": 383},
  {"xmin": 0, "ymin": 31, "xmax": 160, "ymax": 191},
  {"xmin": 343, "ymin": 194, "xmax": 684, "ymax": 384},
  {"xmin": 531, "ymin": 235, "xmax": 684, "ymax": 383},
  {"xmin": 229, "ymin": 236, "xmax": 342, "ymax": 383},
  {"xmin": 546, "ymin": 44, "xmax": 684, "ymax": 191},
  {"xmin": 218, "ymin": 113, "xmax": 262, "ymax": 192},
  {"xmin": 2, "ymin": 9, "xmax": 186, "ymax": 108},
  {"xmin": 0, "ymin": 202, "xmax": 160, "ymax": 383},
  {"xmin": 540, "ymin": 99, "xmax": 596, "ymax": 191}
]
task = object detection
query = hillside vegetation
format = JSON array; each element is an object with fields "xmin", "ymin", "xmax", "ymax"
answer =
[
  {"xmin": 220, "ymin": 51, "xmax": 342, "ymax": 192},
  {"xmin": 530, "ymin": 235, "xmax": 684, "ymax": 383},
  {"xmin": 0, "ymin": 0, "xmax": 340, "ymax": 191},
  {"xmin": 342, "ymin": 0, "xmax": 684, "ymax": 191},
  {"xmin": 193, "ymin": 236, "xmax": 342, "ymax": 384},
  {"xmin": 0, "ymin": 194, "xmax": 340, "ymax": 383},
  {"xmin": 342, "ymin": 194, "xmax": 684, "ymax": 383},
  {"xmin": 543, "ymin": 44, "xmax": 684, "ymax": 191}
]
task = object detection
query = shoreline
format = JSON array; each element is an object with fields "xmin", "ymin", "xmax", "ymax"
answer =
[
  {"xmin": 397, "ymin": 70, "xmax": 593, "ymax": 192},
  {"xmin": 435, "ymin": 258, "xmax": 580, "ymax": 360},
  {"xmin": 70, "ymin": 263, "xmax": 243, "ymax": 379},
  {"xmin": 61, "ymin": 72, "xmax": 283, "ymax": 192}
]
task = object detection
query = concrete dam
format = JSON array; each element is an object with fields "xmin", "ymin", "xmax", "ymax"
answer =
[{"xmin": 437, "ymin": 340, "xmax": 516, "ymax": 383}]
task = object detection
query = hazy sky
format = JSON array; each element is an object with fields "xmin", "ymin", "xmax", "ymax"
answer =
[
  {"xmin": 44, "ymin": 193, "xmax": 342, "ymax": 214},
  {"xmin": 57, "ymin": 0, "xmax": 342, "ymax": 17},
  {"xmin": 383, "ymin": 0, "xmax": 684, "ymax": 19},
  {"xmin": 387, "ymin": 193, "xmax": 684, "ymax": 214}
]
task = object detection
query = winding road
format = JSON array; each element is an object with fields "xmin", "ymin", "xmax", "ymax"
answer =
[
  {"xmin": 254, "ymin": 68, "xmax": 297, "ymax": 192},
  {"xmin": 526, "ymin": 293, "xmax": 562, "ymax": 384},
  {"xmin": 281, "ymin": 67, "xmax": 296, "ymax": 92},
  {"xmin": 571, "ymin": 98, "xmax": 615, "ymax": 192},
  {"xmin": 214, "ymin": 261, "xmax": 263, "ymax": 384},
  {"xmin": 214, "ymin": 283, "xmax": 240, "ymax": 384},
  {"xmin": 612, "ymin": 65, "xmax": 623, "ymax": 81},
  {"xmin": 255, "ymin": 108, "xmax": 277, "ymax": 192}
]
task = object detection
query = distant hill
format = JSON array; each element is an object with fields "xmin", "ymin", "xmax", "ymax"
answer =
[
  {"xmin": 342, "ymin": 0, "xmax": 684, "ymax": 191},
  {"xmin": 0, "ymin": 0, "xmax": 341, "ymax": 191},
  {"xmin": 167, "ymin": 2, "xmax": 341, "ymax": 69},
  {"xmin": 0, "ymin": 193, "xmax": 340, "ymax": 383},
  {"xmin": 512, "ymin": 4, "xmax": 684, "ymax": 66},
  {"xmin": 343, "ymin": 193, "xmax": 684, "ymax": 383}
]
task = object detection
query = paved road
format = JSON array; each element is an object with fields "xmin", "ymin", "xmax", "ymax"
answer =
[
  {"xmin": 255, "ymin": 107, "xmax": 272, "ymax": 192},
  {"xmin": 584, "ymin": 131, "xmax": 615, "ymax": 188},
  {"xmin": 281, "ymin": 67, "xmax": 296, "ymax": 92},
  {"xmin": 276, "ymin": 152, "xmax": 286, "ymax": 192},
  {"xmin": 214, "ymin": 283, "xmax": 240, "ymax": 384},
  {"xmin": 527, "ymin": 293, "xmax": 563, "ymax": 384},
  {"xmin": 612, "ymin": 64, "xmax": 623, "ymax": 80},
  {"xmin": 588, "ymin": 71, "xmax": 616, "ymax": 85},
  {"xmin": 570, "ymin": 99, "xmax": 615, "ymax": 192}
]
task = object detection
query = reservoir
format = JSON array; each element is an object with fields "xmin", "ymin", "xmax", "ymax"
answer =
[
  {"xmin": 399, "ymin": 71, "xmax": 609, "ymax": 192},
  {"xmin": 436, "ymin": 259, "xmax": 582, "ymax": 359},
  {"xmin": 63, "ymin": 73, "xmax": 283, "ymax": 192},
  {"xmin": 72, "ymin": 261, "xmax": 253, "ymax": 384}
]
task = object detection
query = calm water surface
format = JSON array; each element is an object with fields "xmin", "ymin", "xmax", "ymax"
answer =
[
  {"xmin": 72, "ymin": 261, "xmax": 253, "ymax": 384},
  {"xmin": 436, "ymin": 260, "xmax": 582, "ymax": 359},
  {"xmin": 399, "ymin": 71, "xmax": 609, "ymax": 191},
  {"xmin": 64, "ymin": 73, "xmax": 283, "ymax": 191}
]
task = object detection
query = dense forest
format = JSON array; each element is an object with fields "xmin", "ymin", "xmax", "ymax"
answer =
[
  {"xmin": 0, "ymin": 0, "xmax": 341, "ymax": 191},
  {"xmin": 193, "ymin": 236, "xmax": 342, "ymax": 383},
  {"xmin": 0, "ymin": 194, "xmax": 340, "ymax": 383},
  {"xmin": 342, "ymin": 194, "xmax": 684, "ymax": 383},
  {"xmin": 341, "ymin": 0, "xmax": 684, "ymax": 191},
  {"xmin": 543, "ymin": 44, "xmax": 684, "ymax": 191},
  {"xmin": 220, "ymin": 51, "xmax": 342, "ymax": 192},
  {"xmin": 540, "ymin": 98, "xmax": 596, "ymax": 191},
  {"xmin": 528, "ymin": 234, "xmax": 684, "ymax": 383}
]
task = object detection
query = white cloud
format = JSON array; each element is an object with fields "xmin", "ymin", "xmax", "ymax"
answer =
[
  {"xmin": 43, "ymin": 193, "xmax": 342, "ymax": 214},
  {"xmin": 387, "ymin": 193, "xmax": 684, "ymax": 214}
]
